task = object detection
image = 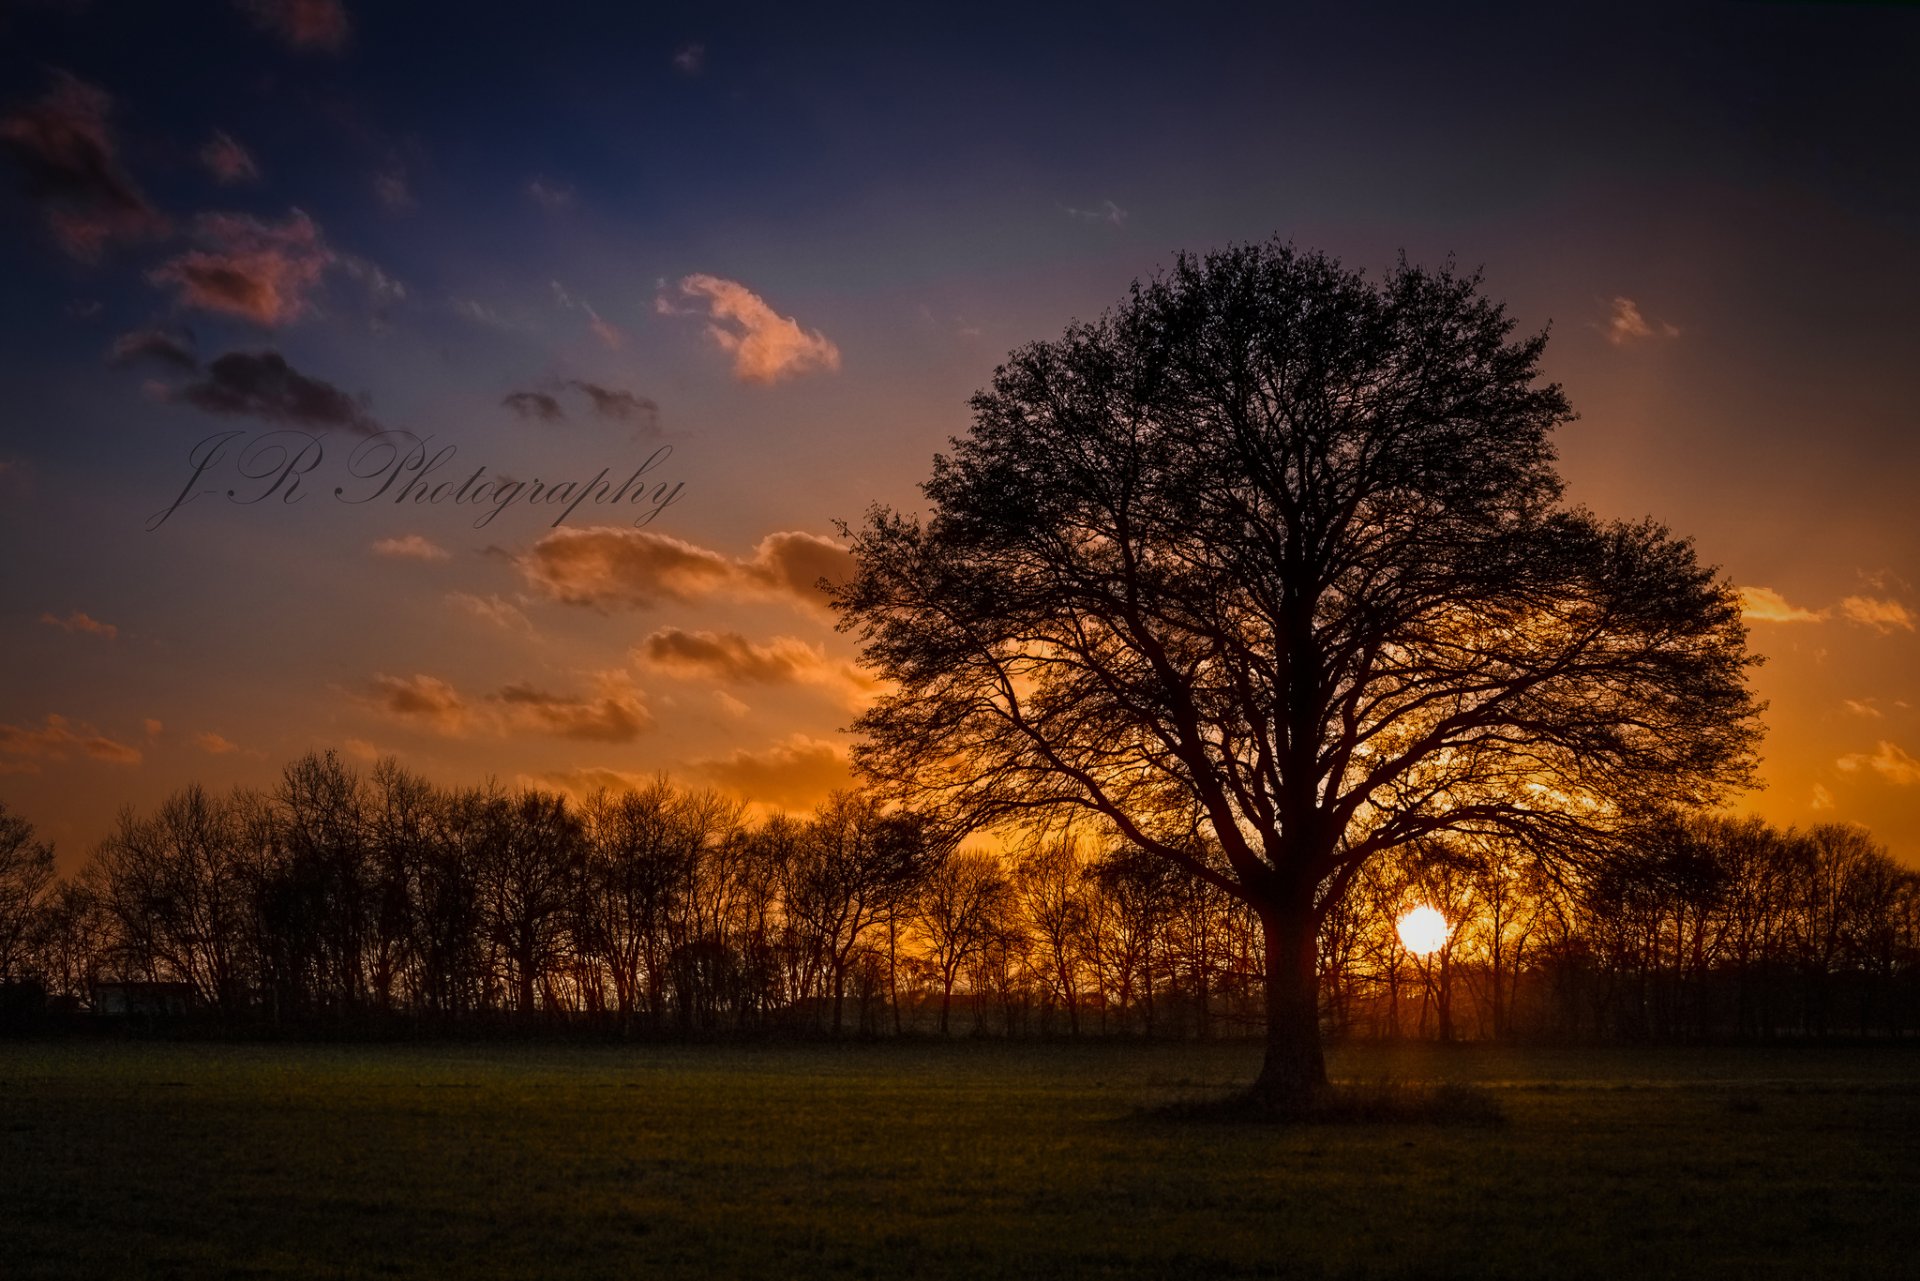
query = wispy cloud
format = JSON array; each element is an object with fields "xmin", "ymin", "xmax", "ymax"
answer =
[
  {"xmin": 526, "ymin": 178, "xmax": 574, "ymax": 211},
  {"xmin": 660, "ymin": 275, "xmax": 840, "ymax": 383},
  {"xmin": 0, "ymin": 72, "xmax": 169, "ymax": 261},
  {"xmin": 1738, "ymin": 585, "xmax": 1825, "ymax": 624},
  {"xmin": 1064, "ymin": 199, "xmax": 1127, "ymax": 226},
  {"xmin": 0, "ymin": 713, "xmax": 142, "ymax": 769},
  {"xmin": 194, "ymin": 731, "xmax": 240, "ymax": 755},
  {"xmin": 366, "ymin": 670, "xmax": 650, "ymax": 742},
  {"xmin": 1839, "ymin": 595, "xmax": 1915, "ymax": 634},
  {"xmin": 446, "ymin": 592, "xmax": 530, "ymax": 630},
  {"xmin": 200, "ymin": 131, "xmax": 260, "ymax": 185},
  {"xmin": 39, "ymin": 610, "xmax": 118, "ymax": 639},
  {"xmin": 179, "ymin": 350, "xmax": 379, "ymax": 435},
  {"xmin": 1836, "ymin": 740, "xmax": 1920, "ymax": 787},
  {"xmin": 1603, "ymin": 296, "xmax": 1680, "ymax": 346},
  {"xmin": 501, "ymin": 390, "xmax": 565, "ymax": 422},
  {"xmin": 236, "ymin": 0, "xmax": 351, "ymax": 52},
  {"xmin": 371, "ymin": 534, "xmax": 450, "ymax": 561},
  {"xmin": 673, "ymin": 43, "xmax": 706, "ymax": 75},
  {"xmin": 109, "ymin": 326, "xmax": 197, "ymax": 371}
]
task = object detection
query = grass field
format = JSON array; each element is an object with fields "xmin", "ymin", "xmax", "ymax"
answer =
[{"xmin": 3, "ymin": 1038, "xmax": 1917, "ymax": 1280}]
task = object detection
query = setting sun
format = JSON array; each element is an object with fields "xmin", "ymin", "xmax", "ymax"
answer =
[{"xmin": 1396, "ymin": 906, "xmax": 1449, "ymax": 957}]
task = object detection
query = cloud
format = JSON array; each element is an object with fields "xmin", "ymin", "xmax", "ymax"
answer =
[
  {"xmin": 569, "ymin": 380, "xmax": 658, "ymax": 430},
  {"xmin": 526, "ymin": 178, "xmax": 574, "ymax": 211},
  {"xmin": 1064, "ymin": 199, "xmax": 1127, "ymax": 226},
  {"xmin": 237, "ymin": 0, "xmax": 350, "ymax": 51},
  {"xmin": 1810, "ymin": 784, "xmax": 1834, "ymax": 811},
  {"xmin": 1738, "ymin": 586, "xmax": 1826, "ymax": 625},
  {"xmin": 143, "ymin": 719, "xmax": 164, "ymax": 738},
  {"xmin": 367, "ymin": 671, "xmax": 650, "ymax": 742},
  {"xmin": 516, "ymin": 528, "xmax": 853, "ymax": 613},
  {"xmin": 693, "ymin": 734, "xmax": 852, "ymax": 809},
  {"xmin": 149, "ymin": 210, "xmax": 333, "ymax": 326},
  {"xmin": 1836, "ymin": 740, "xmax": 1920, "ymax": 787},
  {"xmin": 551, "ymin": 279, "xmax": 624, "ymax": 350},
  {"xmin": 179, "ymin": 350, "xmax": 379, "ymax": 434},
  {"xmin": 518, "ymin": 529, "xmax": 736, "ymax": 609},
  {"xmin": 371, "ymin": 534, "xmax": 449, "ymax": 560},
  {"xmin": 108, "ymin": 326, "xmax": 198, "ymax": 370},
  {"xmin": 39, "ymin": 610, "xmax": 117, "ymax": 639},
  {"xmin": 502, "ymin": 390, "xmax": 564, "ymax": 422},
  {"xmin": 1839, "ymin": 595, "xmax": 1915, "ymax": 634},
  {"xmin": 0, "ymin": 72, "xmax": 168, "ymax": 260},
  {"xmin": 343, "ymin": 737, "xmax": 380, "ymax": 761},
  {"xmin": 373, "ymin": 163, "xmax": 412, "ymax": 211},
  {"xmin": 451, "ymin": 297, "xmax": 511, "ymax": 329},
  {"xmin": 194, "ymin": 731, "xmax": 239, "ymax": 755},
  {"xmin": 200, "ymin": 131, "xmax": 259, "ymax": 184},
  {"xmin": 673, "ymin": 43, "xmax": 706, "ymax": 74},
  {"xmin": 663, "ymin": 274, "xmax": 840, "ymax": 383},
  {"xmin": 492, "ymin": 674, "xmax": 651, "ymax": 742},
  {"xmin": 0, "ymin": 713, "xmax": 142, "ymax": 768},
  {"xmin": 446, "ymin": 592, "xmax": 530, "ymax": 630},
  {"xmin": 367, "ymin": 673, "xmax": 469, "ymax": 734},
  {"xmin": 1843, "ymin": 698, "xmax": 1883, "ymax": 719},
  {"xmin": 1603, "ymin": 296, "xmax": 1680, "ymax": 346},
  {"xmin": 639, "ymin": 628, "xmax": 875, "ymax": 705}
]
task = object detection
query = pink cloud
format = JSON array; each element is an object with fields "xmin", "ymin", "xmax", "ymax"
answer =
[
  {"xmin": 0, "ymin": 73, "xmax": 168, "ymax": 261},
  {"xmin": 665, "ymin": 274, "xmax": 840, "ymax": 383}
]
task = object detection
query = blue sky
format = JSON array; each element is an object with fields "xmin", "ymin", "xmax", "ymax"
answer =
[{"xmin": 3, "ymin": 0, "xmax": 1918, "ymax": 865}]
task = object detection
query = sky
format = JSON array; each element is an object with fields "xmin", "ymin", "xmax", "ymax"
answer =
[{"xmin": 2, "ymin": 0, "xmax": 1917, "ymax": 871}]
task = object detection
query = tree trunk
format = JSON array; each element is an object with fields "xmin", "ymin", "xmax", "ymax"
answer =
[{"xmin": 1252, "ymin": 900, "xmax": 1327, "ymax": 1110}]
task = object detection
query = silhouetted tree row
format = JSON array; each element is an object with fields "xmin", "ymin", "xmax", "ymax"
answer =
[{"xmin": 1, "ymin": 755, "xmax": 1916, "ymax": 1041}]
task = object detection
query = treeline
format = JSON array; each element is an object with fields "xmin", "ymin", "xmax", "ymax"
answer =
[{"xmin": 1, "ymin": 751, "xmax": 1917, "ymax": 1041}]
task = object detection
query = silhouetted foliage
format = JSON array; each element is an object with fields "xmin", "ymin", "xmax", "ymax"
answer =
[
  {"xmin": 835, "ymin": 241, "xmax": 1763, "ymax": 1104},
  {"xmin": 1, "ymin": 762, "xmax": 1916, "ymax": 1043}
]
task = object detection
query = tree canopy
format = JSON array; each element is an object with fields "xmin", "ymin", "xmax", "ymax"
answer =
[{"xmin": 834, "ymin": 240, "xmax": 1763, "ymax": 1105}]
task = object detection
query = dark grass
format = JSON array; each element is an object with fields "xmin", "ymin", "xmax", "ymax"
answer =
[
  {"xmin": 3, "ymin": 1038, "xmax": 1918, "ymax": 1280},
  {"xmin": 1152, "ymin": 1077, "xmax": 1507, "ymax": 1127}
]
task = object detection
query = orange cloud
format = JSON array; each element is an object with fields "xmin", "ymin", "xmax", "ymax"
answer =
[
  {"xmin": 693, "ymin": 734, "xmax": 853, "ymax": 810},
  {"xmin": 367, "ymin": 671, "xmax": 650, "ymax": 742},
  {"xmin": 372, "ymin": 534, "xmax": 451, "ymax": 561},
  {"xmin": 665, "ymin": 274, "xmax": 840, "ymax": 383},
  {"xmin": 1839, "ymin": 595, "xmax": 1915, "ymax": 634},
  {"xmin": 446, "ymin": 592, "xmax": 530, "ymax": 630},
  {"xmin": 367, "ymin": 673, "xmax": 470, "ymax": 734},
  {"xmin": 194, "ymin": 731, "xmax": 240, "ymax": 755},
  {"xmin": 0, "ymin": 713, "xmax": 142, "ymax": 768},
  {"xmin": 39, "ymin": 610, "xmax": 117, "ymax": 639},
  {"xmin": 515, "ymin": 528, "xmax": 853, "ymax": 615},
  {"xmin": 639, "ymin": 628, "xmax": 875, "ymax": 705},
  {"xmin": 149, "ymin": 210, "xmax": 333, "ymax": 326},
  {"xmin": 491, "ymin": 673, "xmax": 651, "ymax": 742},
  {"xmin": 1837, "ymin": 740, "xmax": 1920, "ymax": 787},
  {"xmin": 1738, "ymin": 586, "xmax": 1825, "ymax": 625}
]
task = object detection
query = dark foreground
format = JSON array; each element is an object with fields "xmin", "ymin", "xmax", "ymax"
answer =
[{"xmin": 2, "ymin": 1039, "xmax": 1916, "ymax": 1280}]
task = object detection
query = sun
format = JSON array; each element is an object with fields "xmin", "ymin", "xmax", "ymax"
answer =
[{"xmin": 1396, "ymin": 905, "xmax": 1449, "ymax": 957}]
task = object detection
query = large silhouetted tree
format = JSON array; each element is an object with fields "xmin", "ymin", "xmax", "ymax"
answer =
[{"xmin": 834, "ymin": 241, "xmax": 1761, "ymax": 1108}]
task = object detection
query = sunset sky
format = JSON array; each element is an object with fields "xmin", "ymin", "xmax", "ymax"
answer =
[{"xmin": 3, "ymin": 1, "xmax": 1917, "ymax": 871}]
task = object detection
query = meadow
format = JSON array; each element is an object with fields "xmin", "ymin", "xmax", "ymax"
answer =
[{"xmin": 2, "ymin": 1038, "xmax": 1916, "ymax": 1280}]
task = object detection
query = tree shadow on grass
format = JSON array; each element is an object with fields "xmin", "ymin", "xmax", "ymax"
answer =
[{"xmin": 1143, "ymin": 1079, "xmax": 1507, "ymax": 1128}]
